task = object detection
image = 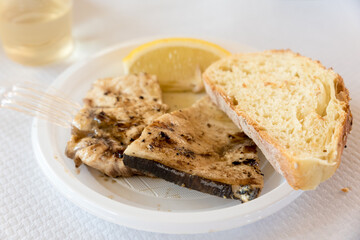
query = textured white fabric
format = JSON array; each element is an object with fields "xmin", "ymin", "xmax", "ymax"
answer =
[{"xmin": 1, "ymin": 1, "xmax": 359, "ymax": 239}]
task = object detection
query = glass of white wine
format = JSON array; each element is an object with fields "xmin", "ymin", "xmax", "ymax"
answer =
[{"xmin": 0, "ymin": 0, "xmax": 73, "ymax": 66}]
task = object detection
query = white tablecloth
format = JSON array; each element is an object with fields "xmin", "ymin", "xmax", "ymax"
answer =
[{"xmin": 1, "ymin": 1, "xmax": 359, "ymax": 239}]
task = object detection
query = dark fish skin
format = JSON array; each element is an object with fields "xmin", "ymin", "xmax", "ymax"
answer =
[{"xmin": 123, "ymin": 154, "xmax": 261, "ymax": 202}]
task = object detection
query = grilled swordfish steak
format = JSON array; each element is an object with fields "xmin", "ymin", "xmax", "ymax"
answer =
[
  {"xmin": 124, "ymin": 97, "xmax": 264, "ymax": 202},
  {"xmin": 66, "ymin": 73, "xmax": 168, "ymax": 177}
]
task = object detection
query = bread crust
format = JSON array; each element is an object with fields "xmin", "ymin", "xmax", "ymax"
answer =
[
  {"xmin": 203, "ymin": 50, "xmax": 352, "ymax": 190},
  {"xmin": 332, "ymin": 74, "xmax": 353, "ymax": 173}
]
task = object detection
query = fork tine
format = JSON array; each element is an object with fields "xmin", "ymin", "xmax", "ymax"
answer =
[
  {"xmin": 19, "ymin": 81, "xmax": 71, "ymax": 97},
  {"xmin": 5, "ymin": 91, "xmax": 77, "ymax": 117},
  {"xmin": 5, "ymin": 88, "xmax": 77, "ymax": 117},
  {"xmin": 1, "ymin": 102, "xmax": 70, "ymax": 128},
  {"xmin": 1, "ymin": 82, "xmax": 81, "ymax": 128},
  {"xmin": 13, "ymin": 98, "xmax": 73, "ymax": 122},
  {"xmin": 1, "ymin": 98, "xmax": 73, "ymax": 127},
  {"xmin": 14, "ymin": 84, "xmax": 81, "ymax": 110}
]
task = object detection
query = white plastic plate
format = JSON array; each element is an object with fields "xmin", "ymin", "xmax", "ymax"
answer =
[{"xmin": 32, "ymin": 37, "xmax": 302, "ymax": 234}]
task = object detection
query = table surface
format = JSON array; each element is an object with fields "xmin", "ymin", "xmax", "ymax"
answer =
[{"xmin": 1, "ymin": 1, "xmax": 360, "ymax": 239}]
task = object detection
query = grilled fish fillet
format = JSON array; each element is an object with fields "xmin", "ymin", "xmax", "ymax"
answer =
[
  {"xmin": 124, "ymin": 97, "xmax": 263, "ymax": 202},
  {"xmin": 66, "ymin": 73, "xmax": 168, "ymax": 177}
]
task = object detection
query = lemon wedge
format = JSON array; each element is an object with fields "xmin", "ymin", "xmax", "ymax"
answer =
[{"xmin": 123, "ymin": 38, "xmax": 231, "ymax": 92}]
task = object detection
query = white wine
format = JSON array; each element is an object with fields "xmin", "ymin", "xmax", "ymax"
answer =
[{"xmin": 0, "ymin": 0, "xmax": 73, "ymax": 65}]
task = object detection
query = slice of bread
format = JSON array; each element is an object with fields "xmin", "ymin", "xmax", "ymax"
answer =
[
  {"xmin": 123, "ymin": 97, "xmax": 263, "ymax": 202},
  {"xmin": 203, "ymin": 50, "xmax": 352, "ymax": 190}
]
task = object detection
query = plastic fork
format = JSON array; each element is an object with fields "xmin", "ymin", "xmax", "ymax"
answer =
[{"xmin": 0, "ymin": 82, "xmax": 81, "ymax": 128}]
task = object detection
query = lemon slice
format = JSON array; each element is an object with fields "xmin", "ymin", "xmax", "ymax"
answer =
[{"xmin": 123, "ymin": 38, "xmax": 231, "ymax": 92}]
